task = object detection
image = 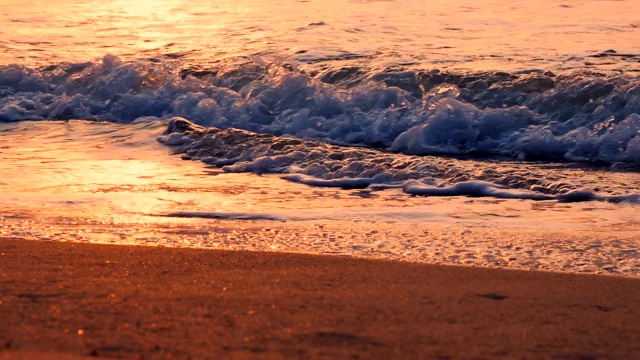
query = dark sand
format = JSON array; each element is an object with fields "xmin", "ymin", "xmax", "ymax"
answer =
[{"xmin": 1, "ymin": 238, "xmax": 639, "ymax": 359}]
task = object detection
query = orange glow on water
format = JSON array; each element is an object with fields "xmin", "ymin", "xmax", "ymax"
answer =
[{"xmin": 1, "ymin": 0, "xmax": 638, "ymax": 71}]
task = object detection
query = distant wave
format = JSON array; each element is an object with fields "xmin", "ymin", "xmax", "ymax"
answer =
[{"xmin": 1, "ymin": 54, "xmax": 639, "ymax": 165}]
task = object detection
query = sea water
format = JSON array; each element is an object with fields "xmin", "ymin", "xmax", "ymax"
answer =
[{"xmin": 0, "ymin": 0, "xmax": 638, "ymax": 275}]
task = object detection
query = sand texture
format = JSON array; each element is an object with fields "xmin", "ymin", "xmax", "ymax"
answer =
[{"xmin": 1, "ymin": 238, "xmax": 639, "ymax": 359}]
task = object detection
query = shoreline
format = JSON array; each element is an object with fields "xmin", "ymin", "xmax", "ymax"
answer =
[{"xmin": 1, "ymin": 238, "xmax": 640, "ymax": 359}]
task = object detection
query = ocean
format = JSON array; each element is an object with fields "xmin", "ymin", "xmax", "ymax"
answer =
[{"xmin": 1, "ymin": 0, "xmax": 638, "ymax": 275}]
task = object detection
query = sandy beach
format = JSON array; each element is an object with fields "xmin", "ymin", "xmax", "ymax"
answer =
[{"xmin": 1, "ymin": 238, "xmax": 639, "ymax": 359}]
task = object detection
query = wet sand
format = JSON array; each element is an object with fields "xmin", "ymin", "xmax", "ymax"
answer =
[{"xmin": 1, "ymin": 238, "xmax": 639, "ymax": 359}]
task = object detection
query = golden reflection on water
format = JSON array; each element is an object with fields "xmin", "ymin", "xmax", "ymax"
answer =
[
  {"xmin": 0, "ymin": 120, "xmax": 412, "ymax": 223},
  {"xmin": 1, "ymin": 0, "xmax": 638, "ymax": 71}
]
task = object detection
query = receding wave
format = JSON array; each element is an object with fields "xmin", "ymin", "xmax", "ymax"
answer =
[
  {"xmin": 1, "ymin": 54, "xmax": 639, "ymax": 166},
  {"xmin": 158, "ymin": 117, "xmax": 640, "ymax": 202}
]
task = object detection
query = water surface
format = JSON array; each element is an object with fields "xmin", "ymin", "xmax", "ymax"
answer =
[{"xmin": 0, "ymin": 0, "xmax": 638, "ymax": 276}]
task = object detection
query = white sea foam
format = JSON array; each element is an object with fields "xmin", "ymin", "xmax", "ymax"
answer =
[
  {"xmin": 402, "ymin": 181, "xmax": 556, "ymax": 201},
  {"xmin": 158, "ymin": 117, "xmax": 640, "ymax": 202}
]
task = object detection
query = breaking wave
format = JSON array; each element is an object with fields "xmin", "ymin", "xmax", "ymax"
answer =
[{"xmin": 1, "ymin": 54, "xmax": 639, "ymax": 166}]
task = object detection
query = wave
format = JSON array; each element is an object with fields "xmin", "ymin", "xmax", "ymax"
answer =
[
  {"xmin": 1, "ymin": 54, "xmax": 639, "ymax": 165},
  {"xmin": 158, "ymin": 117, "xmax": 640, "ymax": 203}
]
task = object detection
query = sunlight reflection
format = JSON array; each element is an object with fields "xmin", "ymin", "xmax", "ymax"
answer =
[
  {"xmin": 118, "ymin": 0, "xmax": 180, "ymax": 17},
  {"xmin": 1, "ymin": 0, "xmax": 637, "ymax": 71}
]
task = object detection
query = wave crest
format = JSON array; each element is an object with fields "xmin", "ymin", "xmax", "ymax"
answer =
[{"xmin": 1, "ymin": 55, "xmax": 639, "ymax": 164}]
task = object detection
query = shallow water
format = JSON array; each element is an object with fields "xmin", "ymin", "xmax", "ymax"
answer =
[
  {"xmin": 0, "ymin": 121, "xmax": 638, "ymax": 276},
  {"xmin": 0, "ymin": 0, "xmax": 638, "ymax": 275}
]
